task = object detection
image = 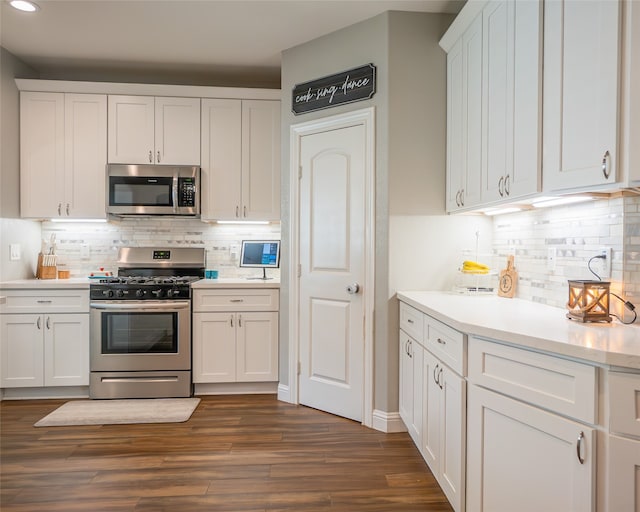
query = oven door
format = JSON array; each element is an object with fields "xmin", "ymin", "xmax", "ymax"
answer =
[{"xmin": 90, "ymin": 300, "xmax": 191, "ymax": 372}]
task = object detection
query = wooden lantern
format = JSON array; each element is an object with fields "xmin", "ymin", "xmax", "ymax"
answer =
[{"xmin": 566, "ymin": 280, "xmax": 611, "ymax": 323}]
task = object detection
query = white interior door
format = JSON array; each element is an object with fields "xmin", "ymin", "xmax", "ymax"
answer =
[{"xmin": 298, "ymin": 124, "xmax": 366, "ymax": 422}]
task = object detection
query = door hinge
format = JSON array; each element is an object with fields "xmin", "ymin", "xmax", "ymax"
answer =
[
  {"xmin": 297, "ymin": 361, "xmax": 301, "ymax": 375},
  {"xmin": 299, "ymin": 165, "xmax": 303, "ymax": 179},
  {"xmin": 297, "ymin": 264, "xmax": 301, "ymax": 278}
]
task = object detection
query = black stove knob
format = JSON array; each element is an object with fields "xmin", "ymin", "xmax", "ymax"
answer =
[
  {"xmin": 166, "ymin": 289, "xmax": 179, "ymax": 298},
  {"xmin": 102, "ymin": 289, "xmax": 114, "ymax": 298},
  {"xmin": 151, "ymin": 289, "xmax": 163, "ymax": 298},
  {"xmin": 135, "ymin": 289, "xmax": 145, "ymax": 298},
  {"xmin": 115, "ymin": 289, "xmax": 125, "ymax": 298}
]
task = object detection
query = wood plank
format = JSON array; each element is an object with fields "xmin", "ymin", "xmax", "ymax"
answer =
[{"xmin": 1, "ymin": 395, "xmax": 453, "ymax": 511}]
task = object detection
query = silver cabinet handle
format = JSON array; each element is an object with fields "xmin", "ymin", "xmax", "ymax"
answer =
[
  {"xmin": 455, "ymin": 190, "xmax": 460, "ymax": 207},
  {"xmin": 36, "ymin": 317, "xmax": 41, "ymax": 330},
  {"xmin": 57, "ymin": 203, "xmax": 62, "ymax": 216},
  {"xmin": 438, "ymin": 367, "xmax": 443, "ymax": 389},
  {"xmin": 229, "ymin": 299, "xmax": 244, "ymax": 303},
  {"xmin": 576, "ymin": 431, "xmax": 585, "ymax": 464},
  {"xmin": 37, "ymin": 300, "xmax": 52, "ymax": 304},
  {"xmin": 602, "ymin": 151, "xmax": 611, "ymax": 179},
  {"xmin": 505, "ymin": 174, "xmax": 510, "ymax": 195},
  {"xmin": 66, "ymin": 203, "xmax": 70, "ymax": 216},
  {"xmin": 408, "ymin": 340, "xmax": 412, "ymax": 358},
  {"xmin": 46, "ymin": 317, "xmax": 51, "ymax": 329},
  {"xmin": 235, "ymin": 206, "xmax": 239, "ymax": 218},
  {"xmin": 433, "ymin": 363, "xmax": 439, "ymax": 385},
  {"xmin": 460, "ymin": 189, "xmax": 464, "ymax": 206},
  {"xmin": 148, "ymin": 150, "xmax": 153, "ymax": 163},
  {"xmin": 346, "ymin": 283, "xmax": 360, "ymax": 295},
  {"xmin": 407, "ymin": 318, "xmax": 414, "ymax": 324},
  {"xmin": 436, "ymin": 338, "xmax": 446, "ymax": 345},
  {"xmin": 230, "ymin": 315, "xmax": 234, "ymax": 328},
  {"xmin": 157, "ymin": 150, "xmax": 161, "ymax": 163},
  {"xmin": 238, "ymin": 314, "xmax": 242, "ymax": 327},
  {"xmin": 243, "ymin": 206, "xmax": 247, "ymax": 218},
  {"xmin": 498, "ymin": 176, "xmax": 504, "ymax": 197}
]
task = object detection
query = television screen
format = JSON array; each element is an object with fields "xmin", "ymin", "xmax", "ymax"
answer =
[{"xmin": 240, "ymin": 240, "xmax": 281, "ymax": 268}]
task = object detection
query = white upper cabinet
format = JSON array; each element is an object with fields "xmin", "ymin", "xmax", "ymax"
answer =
[
  {"xmin": 543, "ymin": 0, "xmax": 620, "ymax": 191},
  {"xmin": 445, "ymin": 13, "xmax": 483, "ymax": 212},
  {"xmin": 201, "ymin": 99, "xmax": 280, "ymax": 221},
  {"xmin": 442, "ymin": 0, "xmax": 541, "ymax": 212},
  {"xmin": 20, "ymin": 92, "xmax": 107, "ymax": 219},
  {"xmin": 481, "ymin": 0, "xmax": 541, "ymax": 204},
  {"xmin": 108, "ymin": 95, "xmax": 200, "ymax": 165}
]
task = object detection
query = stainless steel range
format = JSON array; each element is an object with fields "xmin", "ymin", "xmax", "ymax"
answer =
[{"xmin": 89, "ymin": 247, "xmax": 205, "ymax": 399}]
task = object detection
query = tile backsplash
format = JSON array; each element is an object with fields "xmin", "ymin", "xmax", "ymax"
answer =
[
  {"xmin": 40, "ymin": 218, "xmax": 281, "ymax": 279},
  {"xmin": 491, "ymin": 194, "xmax": 639, "ymax": 323}
]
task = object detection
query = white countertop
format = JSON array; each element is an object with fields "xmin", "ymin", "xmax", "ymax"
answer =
[
  {"xmin": 192, "ymin": 277, "xmax": 280, "ymax": 289},
  {"xmin": 0, "ymin": 278, "xmax": 91, "ymax": 289},
  {"xmin": 397, "ymin": 291, "xmax": 640, "ymax": 370}
]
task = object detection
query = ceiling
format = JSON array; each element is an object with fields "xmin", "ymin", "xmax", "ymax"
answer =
[{"xmin": 1, "ymin": 0, "xmax": 463, "ymax": 88}]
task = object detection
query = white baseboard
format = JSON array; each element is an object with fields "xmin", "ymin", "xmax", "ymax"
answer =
[
  {"xmin": 277, "ymin": 383, "xmax": 293, "ymax": 403},
  {"xmin": 193, "ymin": 382, "xmax": 278, "ymax": 395},
  {"xmin": 372, "ymin": 409, "xmax": 407, "ymax": 433},
  {"xmin": 0, "ymin": 386, "xmax": 89, "ymax": 400}
]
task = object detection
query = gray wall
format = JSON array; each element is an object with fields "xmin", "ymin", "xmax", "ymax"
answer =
[
  {"xmin": 0, "ymin": 48, "xmax": 42, "ymax": 281},
  {"xmin": 280, "ymin": 11, "xmax": 453, "ymax": 414}
]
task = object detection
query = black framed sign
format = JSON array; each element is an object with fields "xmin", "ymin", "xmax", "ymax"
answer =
[{"xmin": 292, "ymin": 64, "xmax": 376, "ymax": 115}]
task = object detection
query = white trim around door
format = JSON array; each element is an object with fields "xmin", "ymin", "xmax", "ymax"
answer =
[{"xmin": 286, "ymin": 107, "xmax": 375, "ymax": 428}]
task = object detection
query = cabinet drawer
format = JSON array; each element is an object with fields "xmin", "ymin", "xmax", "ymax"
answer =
[
  {"xmin": 0, "ymin": 289, "xmax": 89, "ymax": 314},
  {"xmin": 609, "ymin": 370, "xmax": 640, "ymax": 438},
  {"xmin": 193, "ymin": 289, "xmax": 279, "ymax": 312},
  {"xmin": 468, "ymin": 337, "xmax": 597, "ymax": 424},
  {"xmin": 425, "ymin": 315, "xmax": 466, "ymax": 376},
  {"xmin": 399, "ymin": 302, "xmax": 424, "ymax": 342}
]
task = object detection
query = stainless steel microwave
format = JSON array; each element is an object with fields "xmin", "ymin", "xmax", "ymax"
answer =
[{"xmin": 106, "ymin": 164, "xmax": 200, "ymax": 216}]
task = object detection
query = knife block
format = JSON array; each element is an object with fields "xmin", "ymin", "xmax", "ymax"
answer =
[{"xmin": 36, "ymin": 253, "xmax": 57, "ymax": 280}]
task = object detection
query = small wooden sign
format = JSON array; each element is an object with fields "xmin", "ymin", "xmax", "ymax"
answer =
[
  {"xmin": 292, "ymin": 64, "xmax": 376, "ymax": 115},
  {"xmin": 498, "ymin": 255, "xmax": 518, "ymax": 298}
]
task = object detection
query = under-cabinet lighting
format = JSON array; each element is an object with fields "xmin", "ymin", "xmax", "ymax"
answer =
[
  {"xmin": 49, "ymin": 218, "xmax": 108, "ymax": 223},
  {"xmin": 531, "ymin": 195, "xmax": 594, "ymax": 208},
  {"xmin": 215, "ymin": 220, "xmax": 271, "ymax": 225},
  {"xmin": 479, "ymin": 207, "xmax": 523, "ymax": 216},
  {"xmin": 9, "ymin": 0, "xmax": 39, "ymax": 12}
]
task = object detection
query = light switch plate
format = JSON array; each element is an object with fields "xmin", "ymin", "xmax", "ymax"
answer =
[{"xmin": 10, "ymin": 243, "xmax": 21, "ymax": 261}]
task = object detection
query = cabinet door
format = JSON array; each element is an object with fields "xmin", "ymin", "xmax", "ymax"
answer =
[
  {"xmin": 446, "ymin": 38, "xmax": 464, "ymax": 211},
  {"xmin": 107, "ymin": 95, "xmax": 155, "ymax": 164},
  {"xmin": 43, "ymin": 313, "xmax": 89, "ymax": 386},
  {"xmin": 423, "ymin": 349, "xmax": 441, "ymax": 469},
  {"xmin": 467, "ymin": 384, "xmax": 594, "ymax": 512},
  {"xmin": 439, "ymin": 364, "xmax": 465, "ymax": 512},
  {"xmin": 192, "ymin": 312, "xmax": 236, "ymax": 383},
  {"xmin": 460, "ymin": 14, "xmax": 483, "ymax": 210},
  {"xmin": 399, "ymin": 331, "xmax": 414, "ymax": 431},
  {"xmin": 608, "ymin": 435, "xmax": 640, "ymax": 512},
  {"xmin": 481, "ymin": 0, "xmax": 540, "ymax": 204},
  {"xmin": 236, "ymin": 312, "xmax": 278, "ymax": 382},
  {"xmin": 409, "ymin": 339, "xmax": 424, "ymax": 447},
  {"xmin": 200, "ymin": 99, "xmax": 242, "ymax": 220},
  {"xmin": 0, "ymin": 315, "xmax": 44, "ymax": 387},
  {"xmin": 65, "ymin": 94, "xmax": 107, "ymax": 218},
  {"xmin": 543, "ymin": 0, "xmax": 620, "ymax": 191},
  {"xmin": 155, "ymin": 97, "xmax": 200, "ymax": 165},
  {"xmin": 241, "ymin": 100, "xmax": 281, "ymax": 221},
  {"xmin": 20, "ymin": 92, "xmax": 65, "ymax": 218}
]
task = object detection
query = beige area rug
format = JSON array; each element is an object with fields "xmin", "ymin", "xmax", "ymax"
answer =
[{"xmin": 34, "ymin": 398, "xmax": 201, "ymax": 427}]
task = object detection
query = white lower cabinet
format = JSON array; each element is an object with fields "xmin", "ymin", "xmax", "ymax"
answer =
[
  {"xmin": 466, "ymin": 384, "xmax": 594, "ymax": 512},
  {"xmin": 423, "ymin": 349, "xmax": 466, "ymax": 512},
  {"xmin": 399, "ymin": 330, "xmax": 423, "ymax": 447},
  {"xmin": 192, "ymin": 288, "xmax": 279, "ymax": 384},
  {"xmin": 608, "ymin": 435, "xmax": 640, "ymax": 512},
  {"xmin": 0, "ymin": 313, "xmax": 89, "ymax": 387}
]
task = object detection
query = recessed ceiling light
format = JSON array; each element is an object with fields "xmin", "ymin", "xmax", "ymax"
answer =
[{"xmin": 9, "ymin": 0, "xmax": 39, "ymax": 12}]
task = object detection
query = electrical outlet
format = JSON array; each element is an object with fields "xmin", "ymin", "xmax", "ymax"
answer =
[
  {"xmin": 229, "ymin": 244, "xmax": 240, "ymax": 260},
  {"xmin": 547, "ymin": 247, "xmax": 557, "ymax": 271},
  {"xmin": 596, "ymin": 247, "xmax": 612, "ymax": 279},
  {"xmin": 80, "ymin": 244, "xmax": 90, "ymax": 260},
  {"xmin": 9, "ymin": 243, "xmax": 21, "ymax": 261}
]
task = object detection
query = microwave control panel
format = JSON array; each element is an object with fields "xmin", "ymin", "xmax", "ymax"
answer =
[{"xmin": 178, "ymin": 178, "xmax": 197, "ymax": 207}]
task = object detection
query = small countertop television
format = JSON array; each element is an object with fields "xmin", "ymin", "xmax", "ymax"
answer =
[{"xmin": 240, "ymin": 240, "xmax": 281, "ymax": 280}]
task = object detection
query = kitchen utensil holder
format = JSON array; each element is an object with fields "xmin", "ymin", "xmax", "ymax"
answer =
[{"xmin": 36, "ymin": 253, "xmax": 57, "ymax": 280}]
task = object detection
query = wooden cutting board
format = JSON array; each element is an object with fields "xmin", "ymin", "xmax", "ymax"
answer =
[{"xmin": 498, "ymin": 255, "xmax": 518, "ymax": 298}]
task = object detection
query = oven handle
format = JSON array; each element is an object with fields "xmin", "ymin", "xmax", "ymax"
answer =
[{"xmin": 90, "ymin": 301, "xmax": 190, "ymax": 311}]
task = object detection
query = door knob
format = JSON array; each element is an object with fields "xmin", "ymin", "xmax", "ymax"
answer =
[{"xmin": 346, "ymin": 283, "xmax": 360, "ymax": 294}]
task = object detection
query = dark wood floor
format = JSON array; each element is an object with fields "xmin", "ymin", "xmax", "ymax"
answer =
[{"xmin": 1, "ymin": 394, "xmax": 453, "ymax": 512}]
